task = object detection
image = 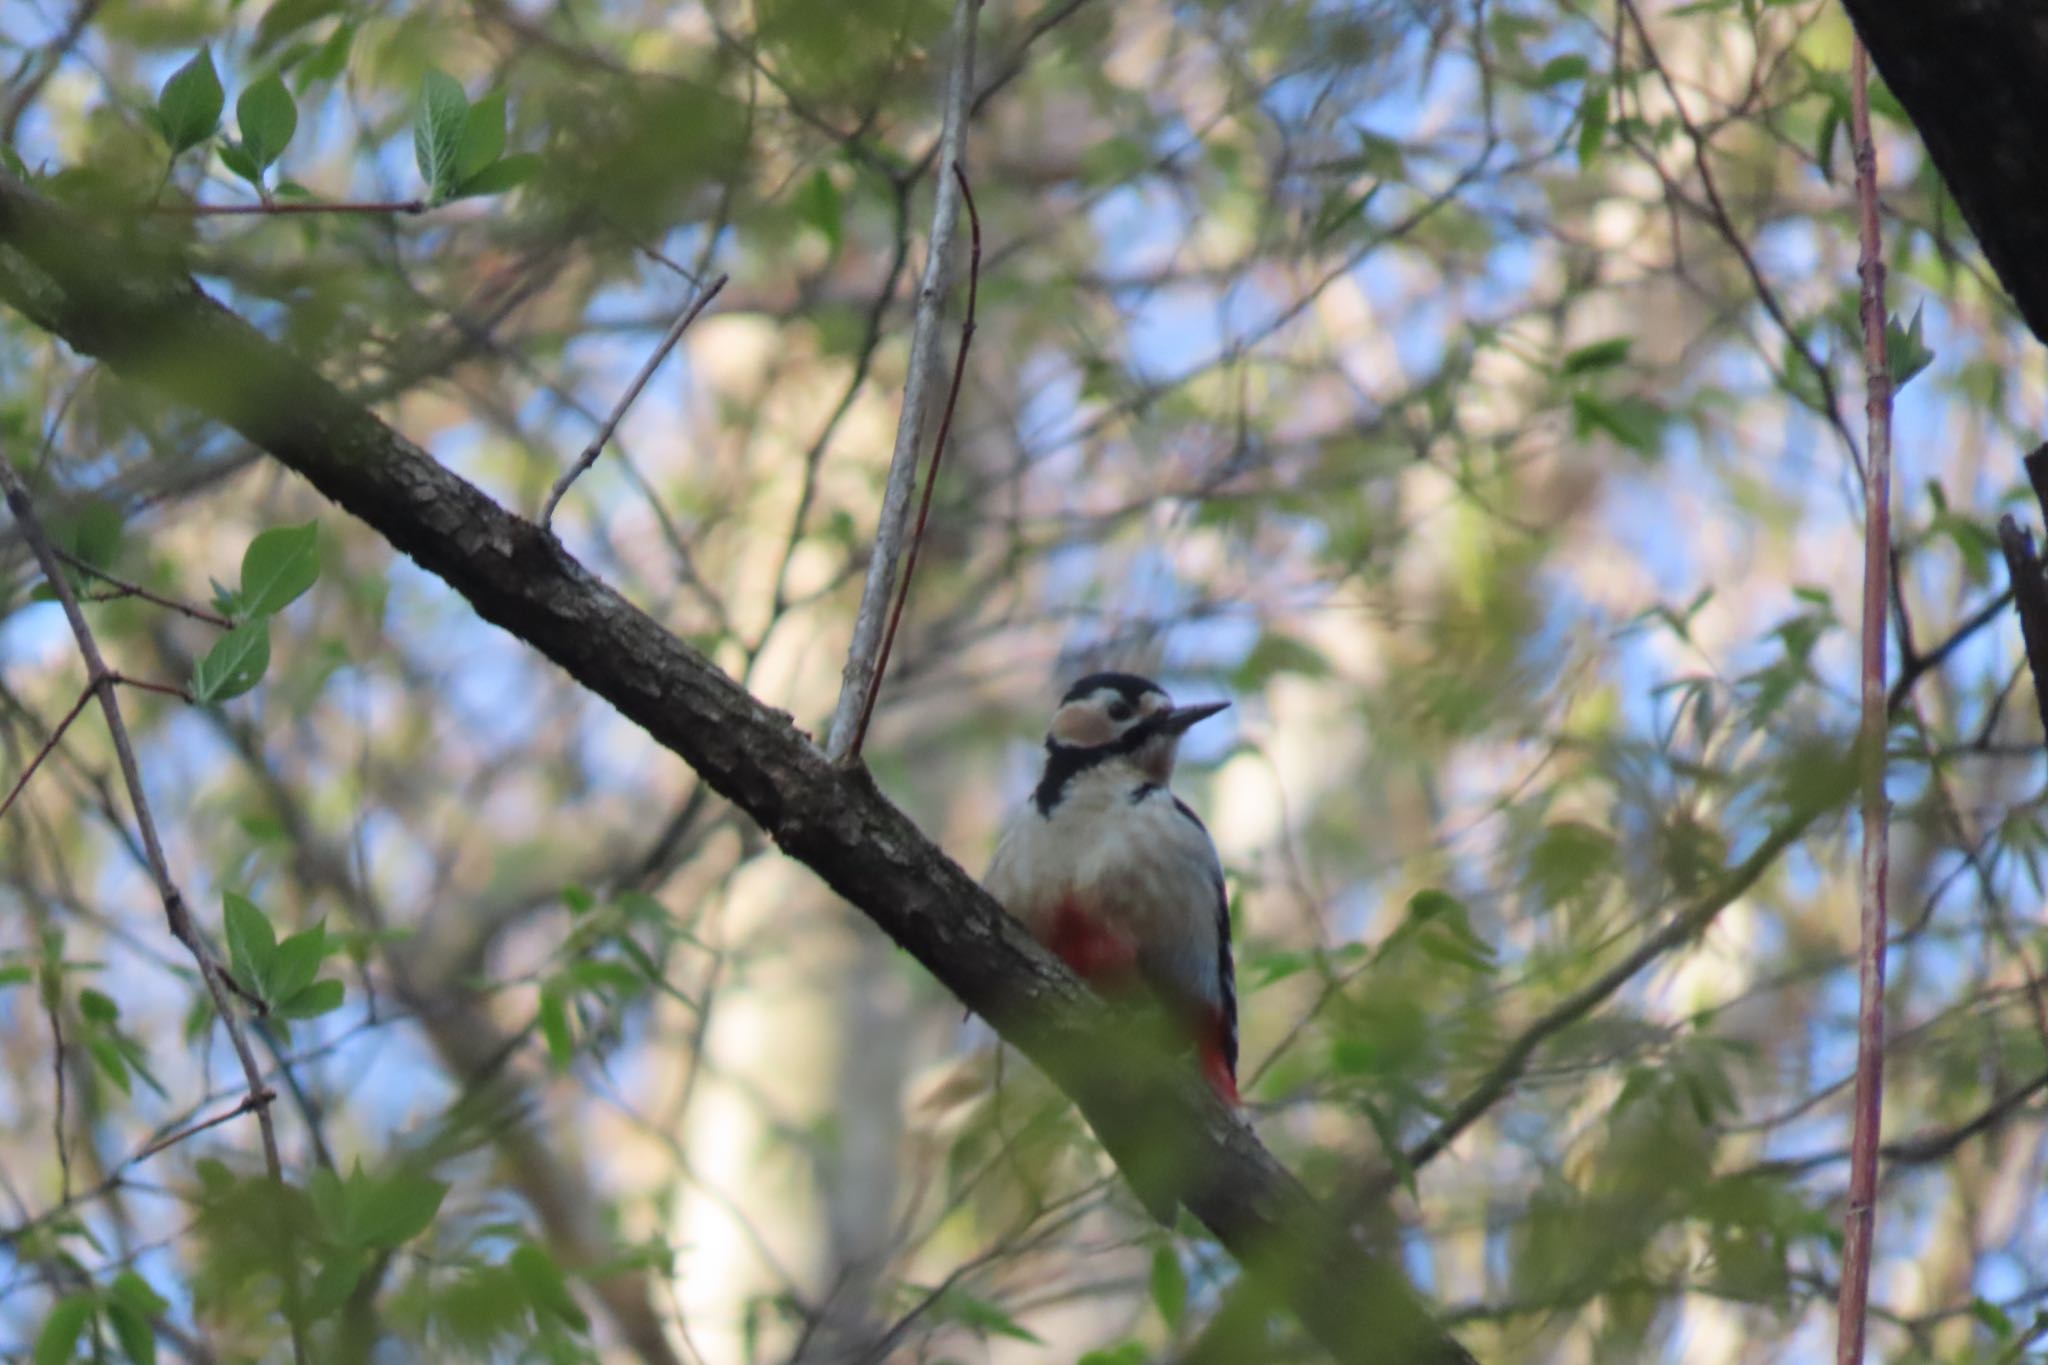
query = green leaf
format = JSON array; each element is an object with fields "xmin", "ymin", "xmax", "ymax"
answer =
[
  {"xmin": 77, "ymin": 987, "xmax": 118, "ymax": 1023},
  {"xmin": 930, "ymin": 1288, "xmax": 1043, "ymax": 1344},
  {"xmin": 269, "ymin": 921, "xmax": 327, "ymax": 1002},
  {"xmin": 298, "ymin": 22, "xmax": 357, "ymax": 89},
  {"xmin": 218, "ymin": 141, "xmax": 262, "ymax": 187},
  {"xmin": 1575, "ymin": 83, "xmax": 1610, "ymax": 167},
  {"xmin": 456, "ymin": 91, "xmax": 507, "ymax": 185},
  {"xmin": 1149, "ymin": 1244, "xmax": 1187, "ymax": 1328},
  {"xmin": 105, "ymin": 1301, "xmax": 155, "ymax": 1365},
  {"xmin": 224, "ymin": 891, "xmax": 277, "ymax": 997},
  {"xmin": 33, "ymin": 1295, "xmax": 94, "ymax": 1365},
  {"xmin": 237, "ymin": 75, "xmax": 299, "ymax": 173},
  {"xmin": 1535, "ymin": 54, "xmax": 1588, "ymax": 86},
  {"xmin": 88, "ymin": 1035, "xmax": 132, "ymax": 1093},
  {"xmin": 1971, "ymin": 1296, "xmax": 2016, "ymax": 1339},
  {"xmin": 1571, "ymin": 391, "xmax": 1664, "ymax": 456},
  {"xmin": 1077, "ymin": 1345, "xmax": 1148, "ymax": 1365},
  {"xmin": 453, "ymin": 153, "xmax": 542, "ymax": 200},
  {"xmin": 308, "ymin": 1166, "xmax": 353, "ymax": 1242},
  {"xmin": 793, "ymin": 169, "xmax": 843, "ymax": 253},
  {"xmin": 108, "ymin": 1271, "xmax": 169, "ymax": 1319},
  {"xmin": 254, "ymin": 0, "xmax": 346, "ymax": 54},
  {"xmin": 538, "ymin": 987, "xmax": 574, "ymax": 1069},
  {"xmin": 356, "ymin": 1171, "xmax": 448, "ymax": 1248},
  {"xmin": 273, "ymin": 978, "xmax": 344, "ymax": 1020},
  {"xmin": 510, "ymin": 1243, "xmax": 590, "ymax": 1330},
  {"xmin": 414, "ymin": 69, "xmax": 470, "ymax": 202},
  {"xmin": 1814, "ymin": 105, "xmax": 1841, "ymax": 183},
  {"xmin": 239, "ymin": 521, "xmax": 319, "ymax": 618},
  {"xmin": 1562, "ymin": 337, "xmax": 1632, "ymax": 375},
  {"xmin": 304, "ymin": 1247, "xmax": 367, "ymax": 1318},
  {"xmin": 192, "ymin": 620, "xmax": 271, "ymax": 704},
  {"xmin": 156, "ymin": 49, "xmax": 224, "ymax": 157},
  {"xmin": 1886, "ymin": 304, "xmax": 1935, "ymax": 392}
]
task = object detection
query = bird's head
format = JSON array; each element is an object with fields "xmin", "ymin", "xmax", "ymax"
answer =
[{"xmin": 1041, "ymin": 672, "xmax": 1229, "ymax": 791}]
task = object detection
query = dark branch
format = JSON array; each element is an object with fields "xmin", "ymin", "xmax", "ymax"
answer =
[{"xmin": 0, "ymin": 170, "xmax": 1476, "ymax": 1365}]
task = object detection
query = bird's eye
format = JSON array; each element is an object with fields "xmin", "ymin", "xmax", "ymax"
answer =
[{"xmin": 1106, "ymin": 700, "xmax": 1133, "ymax": 722}]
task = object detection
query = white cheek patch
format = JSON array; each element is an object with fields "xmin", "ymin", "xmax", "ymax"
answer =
[
  {"xmin": 1051, "ymin": 701, "xmax": 1116, "ymax": 747},
  {"xmin": 1136, "ymin": 692, "xmax": 1168, "ymax": 719}
]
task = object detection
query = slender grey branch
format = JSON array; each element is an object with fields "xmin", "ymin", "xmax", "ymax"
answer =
[
  {"xmin": 825, "ymin": 0, "xmax": 984, "ymax": 760},
  {"xmin": 540, "ymin": 272, "xmax": 729, "ymax": 527}
]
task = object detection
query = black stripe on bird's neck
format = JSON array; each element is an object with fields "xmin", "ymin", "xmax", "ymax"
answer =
[{"xmin": 1033, "ymin": 720, "xmax": 1166, "ymax": 816}]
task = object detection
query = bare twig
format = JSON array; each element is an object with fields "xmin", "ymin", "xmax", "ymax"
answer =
[
  {"xmin": 843, "ymin": 162, "xmax": 982, "ymax": 760},
  {"xmin": 0, "ymin": 0, "xmax": 103, "ymax": 144},
  {"xmin": 0, "ymin": 460, "xmax": 303, "ymax": 1365},
  {"xmin": 825, "ymin": 0, "xmax": 984, "ymax": 760},
  {"xmin": 1618, "ymin": 0, "xmax": 1864, "ymax": 482},
  {"xmin": 61, "ymin": 549, "xmax": 234, "ymax": 628},
  {"xmin": 1887, "ymin": 587, "xmax": 2016, "ymax": 713},
  {"xmin": 1367, "ymin": 810, "xmax": 1816, "ymax": 1202},
  {"xmin": 539, "ymin": 273, "xmax": 729, "ymax": 527},
  {"xmin": 0, "ymin": 1091, "xmax": 273, "ymax": 1250},
  {"xmin": 153, "ymin": 198, "xmax": 430, "ymax": 217},
  {"xmin": 0, "ymin": 680, "xmax": 95, "ymax": 822},
  {"xmin": 1837, "ymin": 36, "xmax": 1895, "ymax": 1365},
  {"xmin": 45, "ymin": 981, "xmax": 69, "ymax": 1203}
]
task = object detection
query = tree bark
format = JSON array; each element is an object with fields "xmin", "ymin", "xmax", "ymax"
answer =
[
  {"xmin": 1840, "ymin": 1, "xmax": 2048, "ymax": 344},
  {"xmin": 0, "ymin": 172, "xmax": 1476, "ymax": 1365}
]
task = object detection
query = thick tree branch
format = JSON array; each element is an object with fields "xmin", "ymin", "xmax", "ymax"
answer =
[
  {"xmin": 0, "ymin": 172, "xmax": 1476, "ymax": 1365},
  {"xmin": 1840, "ymin": 1, "xmax": 2048, "ymax": 346}
]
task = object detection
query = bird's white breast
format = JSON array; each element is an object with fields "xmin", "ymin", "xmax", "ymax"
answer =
[{"xmin": 984, "ymin": 766, "xmax": 1225, "ymax": 1008}]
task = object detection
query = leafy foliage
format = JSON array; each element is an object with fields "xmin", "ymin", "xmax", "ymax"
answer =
[{"xmin": 0, "ymin": 0, "xmax": 2042, "ymax": 1360}]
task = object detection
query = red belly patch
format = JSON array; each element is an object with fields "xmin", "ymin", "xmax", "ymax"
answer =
[
  {"xmin": 1044, "ymin": 898, "xmax": 1239, "ymax": 1107},
  {"xmin": 1198, "ymin": 1011, "xmax": 1239, "ymax": 1106},
  {"xmin": 1047, "ymin": 897, "xmax": 1138, "ymax": 981}
]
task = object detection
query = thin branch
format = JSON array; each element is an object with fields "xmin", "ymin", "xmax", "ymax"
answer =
[
  {"xmin": 1618, "ymin": 0, "xmax": 1864, "ymax": 482},
  {"xmin": 825, "ymin": 0, "xmax": 984, "ymax": 760},
  {"xmin": 0, "ymin": 0, "xmax": 103, "ymax": 145},
  {"xmin": 1887, "ymin": 587, "xmax": 2015, "ymax": 713},
  {"xmin": 843, "ymin": 162, "xmax": 982, "ymax": 760},
  {"xmin": 0, "ymin": 460, "xmax": 302, "ymax": 1365},
  {"xmin": 0, "ymin": 163, "xmax": 1480, "ymax": 1365},
  {"xmin": 0, "ymin": 680, "xmax": 95, "ymax": 823},
  {"xmin": 60, "ymin": 549, "xmax": 234, "ymax": 628},
  {"xmin": 1837, "ymin": 36, "xmax": 1895, "ymax": 1365},
  {"xmin": 539, "ymin": 272, "xmax": 729, "ymax": 527},
  {"xmin": 1369, "ymin": 811, "xmax": 1816, "ymax": 1201},
  {"xmin": 45, "ymin": 982, "xmax": 69, "ymax": 1204},
  {"xmin": 153, "ymin": 198, "xmax": 429, "ymax": 217},
  {"xmin": 0, "ymin": 1091, "xmax": 273, "ymax": 1250}
]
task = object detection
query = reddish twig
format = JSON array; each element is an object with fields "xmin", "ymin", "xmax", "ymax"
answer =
[
  {"xmin": 540, "ymin": 273, "xmax": 729, "ymax": 527},
  {"xmin": 107, "ymin": 671, "xmax": 196, "ymax": 704},
  {"xmin": 1837, "ymin": 37, "xmax": 1895, "ymax": 1365},
  {"xmin": 61, "ymin": 550, "xmax": 234, "ymax": 628},
  {"xmin": 0, "ymin": 680, "xmax": 95, "ymax": 823},
  {"xmin": 844, "ymin": 161, "xmax": 982, "ymax": 761},
  {"xmin": 154, "ymin": 198, "xmax": 429, "ymax": 217}
]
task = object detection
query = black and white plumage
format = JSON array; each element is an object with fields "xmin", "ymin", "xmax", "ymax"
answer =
[{"xmin": 983, "ymin": 672, "xmax": 1238, "ymax": 1103}]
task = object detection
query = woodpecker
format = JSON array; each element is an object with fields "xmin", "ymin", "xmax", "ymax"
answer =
[{"xmin": 983, "ymin": 672, "xmax": 1238, "ymax": 1105}]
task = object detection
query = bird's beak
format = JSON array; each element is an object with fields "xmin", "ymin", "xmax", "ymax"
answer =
[{"xmin": 1157, "ymin": 699, "xmax": 1229, "ymax": 734}]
